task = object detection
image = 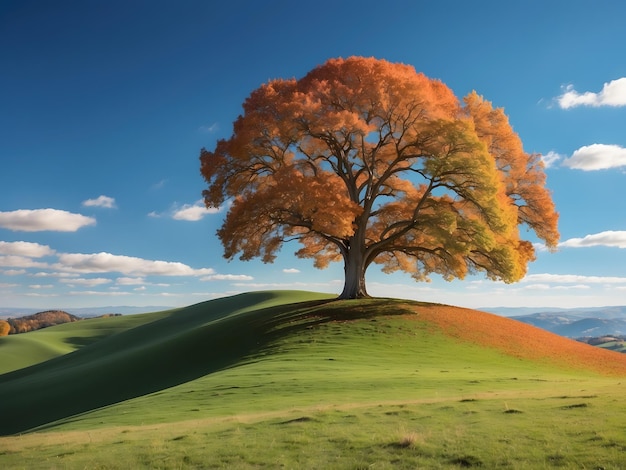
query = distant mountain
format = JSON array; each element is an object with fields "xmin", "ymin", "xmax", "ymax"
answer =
[
  {"xmin": 497, "ymin": 306, "xmax": 626, "ymax": 339},
  {"xmin": 480, "ymin": 306, "xmax": 569, "ymax": 316},
  {"xmin": 483, "ymin": 305, "xmax": 626, "ymax": 319},
  {"xmin": 552, "ymin": 318, "xmax": 626, "ymax": 338}
]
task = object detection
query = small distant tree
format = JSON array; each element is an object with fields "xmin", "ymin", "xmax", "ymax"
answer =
[
  {"xmin": 0, "ymin": 320, "xmax": 10, "ymax": 337},
  {"xmin": 200, "ymin": 57, "xmax": 558, "ymax": 299}
]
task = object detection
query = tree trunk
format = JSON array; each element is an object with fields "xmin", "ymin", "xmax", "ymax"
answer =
[{"xmin": 338, "ymin": 243, "xmax": 369, "ymax": 299}]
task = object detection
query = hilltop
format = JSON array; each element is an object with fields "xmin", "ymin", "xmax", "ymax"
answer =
[{"xmin": 1, "ymin": 291, "xmax": 626, "ymax": 468}]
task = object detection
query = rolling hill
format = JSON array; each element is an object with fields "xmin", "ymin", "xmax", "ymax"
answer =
[
  {"xmin": 2, "ymin": 291, "xmax": 625, "ymax": 435},
  {"xmin": 2, "ymin": 291, "xmax": 626, "ymax": 468}
]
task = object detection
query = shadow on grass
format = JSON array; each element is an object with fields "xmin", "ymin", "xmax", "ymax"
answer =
[
  {"xmin": 0, "ymin": 292, "xmax": 415, "ymax": 435},
  {"xmin": 63, "ymin": 334, "xmax": 110, "ymax": 348}
]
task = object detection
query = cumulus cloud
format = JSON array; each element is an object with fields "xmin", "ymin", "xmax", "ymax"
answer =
[
  {"xmin": 28, "ymin": 284, "xmax": 53, "ymax": 289},
  {"xmin": 82, "ymin": 195, "xmax": 116, "ymax": 209},
  {"xmin": 55, "ymin": 252, "xmax": 214, "ymax": 277},
  {"xmin": 0, "ymin": 241, "xmax": 55, "ymax": 257},
  {"xmin": 172, "ymin": 200, "xmax": 221, "ymax": 221},
  {"xmin": 201, "ymin": 274, "xmax": 254, "ymax": 281},
  {"xmin": 524, "ymin": 273, "xmax": 626, "ymax": 284},
  {"xmin": 0, "ymin": 209, "xmax": 96, "ymax": 232},
  {"xmin": 557, "ymin": 78, "xmax": 626, "ymax": 109},
  {"xmin": 559, "ymin": 230, "xmax": 626, "ymax": 249},
  {"xmin": 0, "ymin": 255, "xmax": 49, "ymax": 269},
  {"xmin": 283, "ymin": 268, "xmax": 301, "ymax": 273},
  {"xmin": 562, "ymin": 144, "xmax": 626, "ymax": 170}
]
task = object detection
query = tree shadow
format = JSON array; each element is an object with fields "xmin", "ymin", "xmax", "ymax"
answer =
[{"xmin": 0, "ymin": 293, "xmax": 416, "ymax": 435}]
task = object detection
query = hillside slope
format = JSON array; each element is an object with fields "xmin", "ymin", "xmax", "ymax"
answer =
[{"xmin": 1, "ymin": 291, "xmax": 625, "ymax": 436}]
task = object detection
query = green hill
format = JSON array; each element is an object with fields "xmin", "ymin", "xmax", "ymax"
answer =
[{"xmin": 1, "ymin": 291, "xmax": 626, "ymax": 468}]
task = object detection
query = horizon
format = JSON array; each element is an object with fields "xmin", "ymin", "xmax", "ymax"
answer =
[
  {"xmin": 2, "ymin": 289, "xmax": 626, "ymax": 318},
  {"xmin": 2, "ymin": 1, "xmax": 626, "ymax": 310}
]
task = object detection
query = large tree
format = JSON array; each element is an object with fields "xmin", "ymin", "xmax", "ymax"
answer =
[{"xmin": 200, "ymin": 57, "xmax": 558, "ymax": 299}]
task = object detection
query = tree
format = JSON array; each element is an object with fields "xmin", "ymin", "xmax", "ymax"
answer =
[
  {"xmin": 0, "ymin": 320, "xmax": 9, "ymax": 337},
  {"xmin": 200, "ymin": 57, "xmax": 559, "ymax": 299}
]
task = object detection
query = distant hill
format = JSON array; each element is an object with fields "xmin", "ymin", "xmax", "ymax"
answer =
[
  {"xmin": 5, "ymin": 310, "xmax": 81, "ymax": 334},
  {"xmin": 0, "ymin": 305, "xmax": 173, "ymax": 319},
  {"xmin": 578, "ymin": 335, "xmax": 626, "ymax": 353}
]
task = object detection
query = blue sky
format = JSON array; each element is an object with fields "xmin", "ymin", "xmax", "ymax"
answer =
[{"xmin": 2, "ymin": 0, "xmax": 626, "ymax": 310}]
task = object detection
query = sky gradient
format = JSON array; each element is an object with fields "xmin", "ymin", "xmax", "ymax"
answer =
[{"xmin": 2, "ymin": 0, "xmax": 626, "ymax": 310}]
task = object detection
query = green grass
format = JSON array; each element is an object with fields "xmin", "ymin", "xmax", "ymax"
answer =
[
  {"xmin": 0, "ymin": 308, "xmax": 175, "ymax": 375},
  {"xmin": 1, "ymin": 290, "xmax": 626, "ymax": 469}
]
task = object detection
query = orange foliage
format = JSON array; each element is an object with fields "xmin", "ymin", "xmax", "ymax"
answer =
[
  {"xmin": 4, "ymin": 310, "xmax": 79, "ymax": 335},
  {"xmin": 200, "ymin": 57, "xmax": 559, "ymax": 298},
  {"xmin": 404, "ymin": 304, "xmax": 626, "ymax": 376},
  {"xmin": 0, "ymin": 320, "xmax": 9, "ymax": 337}
]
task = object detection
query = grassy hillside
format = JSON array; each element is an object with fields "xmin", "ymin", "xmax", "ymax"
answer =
[{"xmin": 1, "ymin": 291, "xmax": 626, "ymax": 468}]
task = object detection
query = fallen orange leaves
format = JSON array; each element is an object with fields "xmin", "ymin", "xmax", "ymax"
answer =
[{"xmin": 403, "ymin": 304, "xmax": 626, "ymax": 376}]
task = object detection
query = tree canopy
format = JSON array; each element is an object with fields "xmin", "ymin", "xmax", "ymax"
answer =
[{"xmin": 200, "ymin": 57, "xmax": 559, "ymax": 299}]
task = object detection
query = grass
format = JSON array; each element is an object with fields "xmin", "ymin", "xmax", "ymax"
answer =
[{"xmin": 1, "ymin": 290, "xmax": 626, "ymax": 468}]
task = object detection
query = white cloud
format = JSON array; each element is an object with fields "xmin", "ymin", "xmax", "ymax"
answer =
[
  {"xmin": 172, "ymin": 200, "xmax": 221, "ymax": 221},
  {"xmin": 532, "ymin": 242, "xmax": 550, "ymax": 253},
  {"xmin": 553, "ymin": 284, "xmax": 591, "ymax": 290},
  {"xmin": 540, "ymin": 151, "xmax": 563, "ymax": 168},
  {"xmin": 116, "ymin": 276, "xmax": 146, "ymax": 285},
  {"xmin": 68, "ymin": 290, "xmax": 131, "ymax": 297},
  {"xmin": 0, "ymin": 255, "xmax": 49, "ymax": 269},
  {"xmin": 199, "ymin": 123, "xmax": 219, "ymax": 133},
  {"xmin": 562, "ymin": 144, "xmax": 626, "ymax": 170},
  {"xmin": 2, "ymin": 269, "xmax": 26, "ymax": 276},
  {"xmin": 55, "ymin": 252, "xmax": 215, "ymax": 277},
  {"xmin": 201, "ymin": 274, "xmax": 254, "ymax": 281},
  {"xmin": 0, "ymin": 241, "xmax": 55, "ymax": 258},
  {"xmin": 559, "ymin": 231, "xmax": 626, "ymax": 249},
  {"xmin": 523, "ymin": 283, "xmax": 551, "ymax": 290},
  {"xmin": 0, "ymin": 209, "xmax": 96, "ymax": 232},
  {"xmin": 232, "ymin": 281, "xmax": 338, "ymax": 289},
  {"xmin": 82, "ymin": 195, "xmax": 116, "ymax": 209},
  {"xmin": 60, "ymin": 277, "xmax": 112, "ymax": 287},
  {"xmin": 557, "ymin": 78, "xmax": 626, "ymax": 109},
  {"xmin": 29, "ymin": 284, "xmax": 53, "ymax": 289},
  {"xmin": 32, "ymin": 271, "xmax": 79, "ymax": 278},
  {"xmin": 283, "ymin": 268, "xmax": 301, "ymax": 274},
  {"xmin": 524, "ymin": 273, "xmax": 626, "ymax": 284}
]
